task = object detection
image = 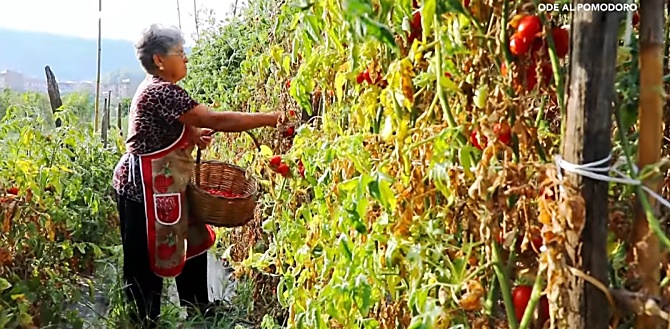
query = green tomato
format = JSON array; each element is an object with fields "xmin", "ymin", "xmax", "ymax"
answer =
[{"xmin": 474, "ymin": 85, "xmax": 488, "ymax": 109}]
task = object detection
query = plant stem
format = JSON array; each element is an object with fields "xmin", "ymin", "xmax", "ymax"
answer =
[
  {"xmin": 519, "ymin": 269, "xmax": 544, "ymax": 329},
  {"xmin": 434, "ymin": 12, "xmax": 466, "ymax": 145},
  {"xmin": 492, "ymin": 241, "xmax": 518, "ymax": 329}
]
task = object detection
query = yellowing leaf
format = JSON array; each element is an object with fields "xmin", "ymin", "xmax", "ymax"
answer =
[
  {"xmin": 259, "ymin": 145, "xmax": 273, "ymax": 157},
  {"xmin": 381, "ymin": 115, "xmax": 394, "ymax": 142},
  {"xmin": 335, "ymin": 72, "xmax": 347, "ymax": 102}
]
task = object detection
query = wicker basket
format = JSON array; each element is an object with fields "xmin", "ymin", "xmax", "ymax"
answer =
[{"xmin": 187, "ymin": 147, "xmax": 258, "ymax": 227}]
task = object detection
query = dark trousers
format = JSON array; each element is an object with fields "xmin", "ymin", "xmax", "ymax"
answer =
[{"xmin": 116, "ymin": 193, "xmax": 209, "ymax": 328}]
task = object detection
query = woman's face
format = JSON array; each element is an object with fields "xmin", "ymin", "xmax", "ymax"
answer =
[{"xmin": 154, "ymin": 45, "xmax": 188, "ymax": 82}]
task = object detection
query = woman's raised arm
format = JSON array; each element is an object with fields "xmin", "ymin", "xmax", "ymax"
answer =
[{"xmin": 179, "ymin": 104, "xmax": 281, "ymax": 132}]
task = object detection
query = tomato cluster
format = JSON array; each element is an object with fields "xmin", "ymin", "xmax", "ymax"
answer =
[
  {"xmin": 505, "ymin": 14, "xmax": 569, "ymax": 91},
  {"xmin": 269, "ymin": 155, "xmax": 290, "ymax": 177},
  {"xmin": 206, "ymin": 189, "xmax": 245, "ymax": 198},
  {"xmin": 269, "ymin": 155, "xmax": 305, "ymax": 178}
]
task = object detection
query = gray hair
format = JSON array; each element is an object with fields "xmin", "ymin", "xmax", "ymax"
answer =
[{"xmin": 135, "ymin": 24, "xmax": 185, "ymax": 72}]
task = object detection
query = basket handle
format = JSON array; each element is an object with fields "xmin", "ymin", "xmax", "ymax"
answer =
[
  {"xmin": 195, "ymin": 147, "xmax": 203, "ymax": 187},
  {"xmin": 194, "ymin": 130, "xmax": 261, "ymax": 186}
]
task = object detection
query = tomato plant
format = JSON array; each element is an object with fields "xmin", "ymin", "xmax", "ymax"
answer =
[{"xmin": 0, "ymin": 98, "xmax": 122, "ymax": 327}]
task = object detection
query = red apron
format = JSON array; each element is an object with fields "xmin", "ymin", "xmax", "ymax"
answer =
[{"xmin": 135, "ymin": 126, "xmax": 216, "ymax": 278}]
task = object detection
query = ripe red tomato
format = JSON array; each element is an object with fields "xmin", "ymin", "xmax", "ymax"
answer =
[
  {"xmin": 6, "ymin": 186, "xmax": 19, "ymax": 195},
  {"xmin": 549, "ymin": 27, "xmax": 569, "ymax": 58},
  {"xmin": 408, "ymin": 32, "xmax": 420, "ymax": 45},
  {"xmin": 512, "ymin": 285, "xmax": 533, "ymax": 321},
  {"xmin": 285, "ymin": 80, "xmax": 291, "ymax": 89},
  {"xmin": 297, "ymin": 159, "xmax": 305, "ymax": 178},
  {"xmin": 288, "ymin": 109, "xmax": 296, "ymax": 117},
  {"xmin": 509, "ymin": 32, "xmax": 532, "ymax": 56},
  {"xmin": 357, "ymin": 70, "xmax": 372, "ymax": 84},
  {"xmin": 411, "ymin": 11, "xmax": 422, "ymax": 32},
  {"xmin": 539, "ymin": 295, "xmax": 550, "ymax": 323},
  {"xmin": 277, "ymin": 163, "xmax": 290, "ymax": 177},
  {"xmin": 493, "ymin": 122, "xmax": 512, "ymax": 146},
  {"xmin": 469, "ymin": 130, "xmax": 487, "ymax": 150},
  {"xmin": 269, "ymin": 155, "xmax": 282, "ymax": 167},
  {"xmin": 284, "ymin": 126, "xmax": 295, "ymax": 137},
  {"xmin": 206, "ymin": 189, "xmax": 244, "ymax": 198},
  {"xmin": 517, "ymin": 15, "xmax": 542, "ymax": 38},
  {"xmin": 531, "ymin": 235, "xmax": 543, "ymax": 251},
  {"xmin": 356, "ymin": 72, "xmax": 366, "ymax": 84}
]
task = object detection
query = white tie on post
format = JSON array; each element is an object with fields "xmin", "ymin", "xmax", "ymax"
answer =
[{"xmin": 554, "ymin": 153, "xmax": 670, "ymax": 210}]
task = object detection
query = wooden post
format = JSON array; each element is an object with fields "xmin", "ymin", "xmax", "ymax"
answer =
[
  {"xmin": 560, "ymin": 1, "xmax": 621, "ymax": 328},
  {"xmin": 117, "ymin": 102, "xmax": 122, "ymax": 131},
  {"xmin": 176, "ymin": 0, "xmax": 182, "ymax": 29},
  {"xmin": 44, "ymin": 66, "xmax": 63, "ymax": 127},
  {"xmin": 632, "ymin": 1, "xmax": 664, "ymax": 328},
  {"xmin": 102, "ymin": 97, "xmax": 109, "ymax": 146},
  {"xmin": 94, "ymin": 0, "xmax": 102, "ymax": 132},
  {"xmin": 193, "ymin": 0, "xmax": 200, "ymax": 38}
]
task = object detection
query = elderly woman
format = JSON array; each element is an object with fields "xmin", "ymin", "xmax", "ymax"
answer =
[{"xmin": 112, "ymin": 24, "xmax": 281, "ymax": 327}]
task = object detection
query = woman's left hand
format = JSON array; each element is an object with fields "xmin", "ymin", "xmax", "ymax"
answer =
[{"xmin": 197, "ymin": 128, "xmax": 214, "ymax": 149}]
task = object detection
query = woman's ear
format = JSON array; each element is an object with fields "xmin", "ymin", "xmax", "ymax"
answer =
[{"xmin": 152, "ymin": 54, "xmax": 164, "ymax": 70}]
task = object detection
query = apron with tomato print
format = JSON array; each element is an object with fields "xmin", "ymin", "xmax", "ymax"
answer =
[{"xmin": 135, "ymin": 126, "xmax": 216, "ymax": 278}]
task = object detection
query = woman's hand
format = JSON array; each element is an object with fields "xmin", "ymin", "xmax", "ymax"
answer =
[
  {"xmin": 273, "ymin": 111, "xmax": 286, "ymax": 127},
  {"xmin": 196, "ymin": 128, "xmax": 214, "ymax": 149}
]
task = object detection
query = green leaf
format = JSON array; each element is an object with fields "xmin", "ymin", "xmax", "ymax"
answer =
[
  {"xmin": 338, "ymin": 234, "xmax": 353, "ymax": 261},
  {"xmin": 459, "ymin": 147, "xmax": 473, "ymax": 176},
  {"xmin": 421, "ymin": 0, "xmax": 436, "ymax": 42},
  {"xmin": 359, "ymin": 16, "xmax": 398, "ymax": 51},
  {"xmin": 0, "ymin": 277, "xmax": 11, "ymax": 292}
]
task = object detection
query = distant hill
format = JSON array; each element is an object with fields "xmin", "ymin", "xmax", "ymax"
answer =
[{"xmin": 0, "ymin": 28, "xmax": 143, "ymax": 82}]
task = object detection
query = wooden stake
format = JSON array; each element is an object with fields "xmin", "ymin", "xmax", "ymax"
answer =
[
  {"xmin": 193, "ymin": 0, "xmax": 200, "ymax": 38},
  {"xmin": 94, "ymin": 0, "xmax": 102, "ymax": 132},
  {"xmin": 44, "ymin": 66, "xmax": 63, "ymax": 128},
  {"xmin": 101, "ymin": 97, "xmax": 108, "ymax": 145},
  {"xmin": 117, "ymin": 102, "xmax": 122, "ymax": 132},
  {"xmin": 177, "ymin": 0, "xmax": 182, "ymax": 29},
  {"xmin": 560, "ymin": 1, "xmax": 621, "ymax": 328},
  {"xmin": 633, "ymin": 1, "xmax": 664, "ymax": 328}
]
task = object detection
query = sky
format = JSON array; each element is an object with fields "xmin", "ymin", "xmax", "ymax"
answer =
[{"xmin": 0, "ymin": 0, "xmax": 238, "ymax": 45}]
